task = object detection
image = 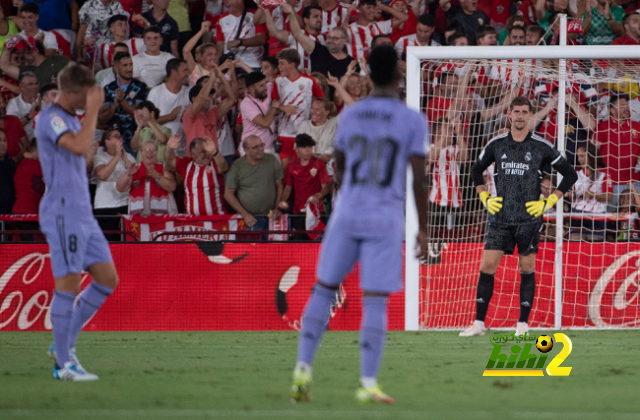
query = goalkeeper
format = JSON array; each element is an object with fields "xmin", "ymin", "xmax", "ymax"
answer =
[{"xmin": 460, "ymin": 96, "xmax": 577, "ymax": 337}]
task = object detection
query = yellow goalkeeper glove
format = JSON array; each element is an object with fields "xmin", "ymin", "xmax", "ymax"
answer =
[
  {"xmin": 479, "ymin": 191, "xmax": 503, "ymax": 215},
  {"xmin": 525, "ymin": 194, "xmax": 559, "ymax": 217}
]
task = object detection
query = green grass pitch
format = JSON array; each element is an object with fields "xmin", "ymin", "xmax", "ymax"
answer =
[{"xmin": 0, "ymin": 331, "xmax": 638, "ymax": 419}]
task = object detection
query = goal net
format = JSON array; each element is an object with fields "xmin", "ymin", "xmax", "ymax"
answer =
[{"xmin": 405, "ymin": 41, "xmax": 640, "ymax": 330}]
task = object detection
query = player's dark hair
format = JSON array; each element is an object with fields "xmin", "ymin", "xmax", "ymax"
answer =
[
  {"xmin": 143, "ymin": 26, "xmax": 162, "ymax": 37},
  {"xmin": 137, "ymin": 100, "xmax": 160, "ymax": 119},
  {"xmin": 360, "ymin": 0, "xmax": 377, "ymax": 7},
  {"xmin": 418, "ymin": 13, "xmax": 435, "ymax": 28},
  {"xmin": 368, "ymin": 45, "xmax": 398, "ymax": 88},
  {"xmin": 476, "ymin": 24, "xmax": 496, "ymax": 41},
  {"xmin": 39, "ymin": 83, "xmax": 58, "ymax": 97},
  {"xmin": 447, "ymin": 32, "xmax": 467, "ymax": 46},
  {"xmin": 113, "ymin": 42, "xmax": 129, "ymax": 51},
  {"xmin": 113, "ymin": 51, "xmax": 132, "ymax": 63},
  {"xmin": 166, "ymin": 58, "xmax": 186, "ymax": 78},
  {"xmin": 18, "ymin": 71, "xmax": 37, "ymax": 84},
  {"xmin": 302, "ymin": 4, "xmax": 322, "ymax": 20},
  {"xmin": 509, "ymin": 96, "xmax": 532, "ymax": 111},
  {"xmin": 108, "ymin": 14, "xmax": 128, "ymax": 28},
  {"xmin": 20, "ymin": 2, "xmax": 39, "ymax": 14},
  {"xmin": 276, "ymin": 48, "xmax": 301, "ymax": 68},
  {"xmin": 58, "ymin": 62, "xmax": 96, "ymax": 94},
  {"xmin": 371, "ymin": 34, "xmax": 392, "ymax": 49},
  {"xmin": 295, "ymin": 133, "xmax": 316, "ymax": 148}
]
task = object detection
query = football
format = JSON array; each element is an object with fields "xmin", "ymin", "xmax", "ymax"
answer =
[{"xmin": 536, "ymin": 335, "xmax": 554, "ymax": 353}]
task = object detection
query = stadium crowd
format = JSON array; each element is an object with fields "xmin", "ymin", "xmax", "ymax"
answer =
[{"xmin": 1, "ymin": 0, "xmax": 640, "ymax": 241}]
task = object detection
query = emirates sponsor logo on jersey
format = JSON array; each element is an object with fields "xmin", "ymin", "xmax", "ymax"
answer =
[{"xmin": 502, "ymin": 161, "xmax": 530, "ymax": 175}]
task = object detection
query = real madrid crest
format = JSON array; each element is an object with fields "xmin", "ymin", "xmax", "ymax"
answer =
[{"xmin": 525, "ymin": 151, "xmax": 532, "ymax": 161}]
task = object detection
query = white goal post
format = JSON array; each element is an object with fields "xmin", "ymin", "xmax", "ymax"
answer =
[{"xmin": 404, "ymin": 15, "xmax": 640, "ymax": 331}]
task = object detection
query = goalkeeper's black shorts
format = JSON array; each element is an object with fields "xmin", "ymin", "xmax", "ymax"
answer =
[{"xmin": 484, "ymin": 221, "xmax": 543, "ymax": 256}]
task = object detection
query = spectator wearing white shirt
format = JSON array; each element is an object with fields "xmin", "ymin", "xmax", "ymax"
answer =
[
  {"xmin": 344, "ymin": 0, "xmax": 407, "ymax": 62},
  {"xmin": 94, "ymin": 15, "xmax": 146, "ymax": 72},
  {"xmin": 7, "ymin": 72, "xmax": 39, "ymax": 141},
  {"xmin": 19, "ymin": 3, "xmax": 59, "ymax": 56},
  {"xmin": 147, "ymin": 58, "xmax": 191, "ymax": 157},
  {"xmin": 133, "ymin": 27, "xmax": 175, "ymax": 89},
  {"xmin": 214, "ymin": 0, "xmax": 267, "ymax": 71},
  {"xmin": 94, "ymin": 127, "xmax": 137, "ymax": 240},
  {"xmin": 96, "ymin": 42, "xmax": 129, "ymax": 87}
]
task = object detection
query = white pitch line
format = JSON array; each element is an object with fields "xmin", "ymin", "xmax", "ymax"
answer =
[{"xmin": 1, "ymin": 410, "xmax": 638, "ymax": 419}]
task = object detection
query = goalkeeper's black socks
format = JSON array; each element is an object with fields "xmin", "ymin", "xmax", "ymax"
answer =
[
  {"xmin": 475, "ymin": 271, "xmax": 495, "ymax": 322},
  {"xmin": 519, "ymin": 270, "xmax": 536, "ymax": 323}
]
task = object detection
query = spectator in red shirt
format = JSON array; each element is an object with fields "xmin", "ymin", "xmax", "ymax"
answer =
[
  {"xmin": 279, "ymin": 133, "xmax": 330, "ymax": 238},
  {"xmin": 596, "ymin": 94, "xmax": 640, "ymax": 208},
  {"xmin": 166, "ymin": 134, "xmax": 229, "ymax": 215},
  {"xmin": 0, "ymin": 94, "xmax": 28, "ymax": 159},
  {"xmin": 612, "ymin": 13, "xmax": 640, "ymax": 45},
  {"xmin": 12, "ymin": 139, "xmax": 43, "ymax": 240},
  {"xmin": 0, "ymin": 129, "xmax": 17, "ymax": 215},
  {"xmin": 182, "ymin": 64, "xmax": 236, "ymax": 156},
  {"xmin": 427, "ymin": 71, "xmax": 458, "ymax": 123}
]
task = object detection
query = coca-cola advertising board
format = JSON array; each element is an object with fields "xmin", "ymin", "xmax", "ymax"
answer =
[
  {"xmin": 0, "ymin": 243, "xmax": 405, "ymax": 331},
  {"xmin": 1, "ymin": 243, "xmax": 638, "ymax": 331},
  {"xmin": 421, "ymin": 242, "xmax": 640, "ymax": 329}
]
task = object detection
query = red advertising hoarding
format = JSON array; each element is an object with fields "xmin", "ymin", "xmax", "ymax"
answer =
[{"xmin": 1, "ymin": 242, "xmax": 638, "ymax": 331}]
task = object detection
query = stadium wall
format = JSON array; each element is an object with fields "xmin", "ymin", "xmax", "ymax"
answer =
[{"xmin": 1, "ymin": 242, "xmax": 638, "ymax": 331}]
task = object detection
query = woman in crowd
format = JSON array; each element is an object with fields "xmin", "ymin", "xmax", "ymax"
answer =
[
  {"xmin": 131, "ymin": 101, "xmax": 171, "ymax": 163},
  {"xmin": 94, "ymin": 128, "xmax": 137, "ymax": 240},
  {"xmin": 183, "ymin": 21, "xmax": 218, "ymax": 87},
  {"xmin": 566, "ymin": 143, "xmax": 612, "ymax": 241}
]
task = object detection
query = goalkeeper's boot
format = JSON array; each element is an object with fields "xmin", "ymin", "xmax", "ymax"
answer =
[
  {"xmin": 48, "ymin": 343, "xmax": 88, "ymax": 374},
  {"xmin": 355, "ymin": 385, "xmax": 395, "ymax": 404},
  {"xmin": 290, "ymin": 368, "xmax": 312, "ymax": 403},
  {"xmin": 53, "ymin": 361, "xmax": 99, "ymax": 382},
  {"xmin": 516, "ymin": 322, "xmax": 529, "ymax": 336},
  {"xmin": 459, "ymin": 323, "xmax": 485, "ymax": 337}
]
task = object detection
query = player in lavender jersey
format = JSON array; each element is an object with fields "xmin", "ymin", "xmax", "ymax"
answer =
[
  {"xmin": 290, "ymin": 46, "xmax": 429, "ymax": 404},
  {"xmin": 37, "ymin": 63, "xmax": 119, "ymax": 381}
]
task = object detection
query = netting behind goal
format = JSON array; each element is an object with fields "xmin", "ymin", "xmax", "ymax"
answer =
[{"xmin": 415, "ymin": 55, "xmax": 640, "ymax": 330}]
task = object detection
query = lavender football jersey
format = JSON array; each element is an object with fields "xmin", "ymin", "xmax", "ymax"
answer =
[
  {"xmin": 37, "ymin": 103, "xmax": 93, "ymax": 220},
  {"xmin": 332, "ymin": 97, "xmax": 428, "ymax": 235}
]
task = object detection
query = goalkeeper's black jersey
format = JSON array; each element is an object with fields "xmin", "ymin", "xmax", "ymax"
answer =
[{"xmin": 471, "ymin": 131, "xmax": 567, "ymax": 226}]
